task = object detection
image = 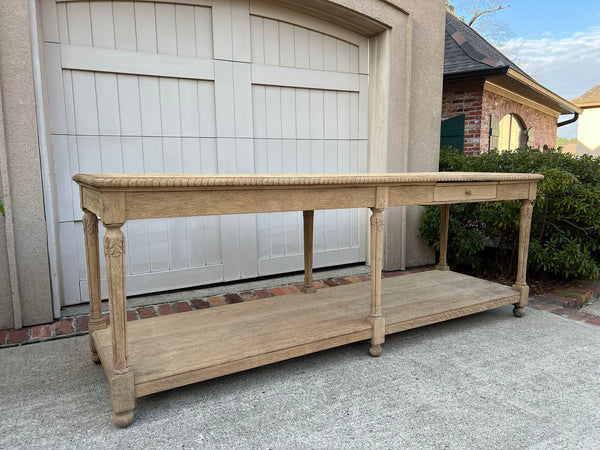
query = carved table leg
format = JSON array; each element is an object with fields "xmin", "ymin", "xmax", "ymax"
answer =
[
  {"xmin": 301, "ymin": 210, "xmax": 316, "ymax": 294},
  {"xmin": 512, "ymin": 200, "xmax": 533, "ymax": 317},
  {"xmin": 434, "ymin": 204, "xmax": 451, "ymax": 271},
  {"xmin": 103, "ymin": 224, "xmax": 135, "ymax": 428},
  {"xmin": 83, "ymin": 210, "xmax": 106, "ymax": 363},
  {"xmin": 368, "ymin": 208, "xmax": 385, "ymax": 357}
]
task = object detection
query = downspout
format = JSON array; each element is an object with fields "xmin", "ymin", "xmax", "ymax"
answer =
[{"xmin": 557, "ymin": 112, "xmax": 579, "ymax": 127}]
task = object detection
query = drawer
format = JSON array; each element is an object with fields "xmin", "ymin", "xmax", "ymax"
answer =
[{"xmin": 433, "ymin": 184, "xmax": 497, "ymax": 203}]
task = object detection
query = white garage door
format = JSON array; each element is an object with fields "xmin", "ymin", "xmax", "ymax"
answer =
[{"xmin": 40, "ymin": 0, "xmax": 370, "ymax": 305}]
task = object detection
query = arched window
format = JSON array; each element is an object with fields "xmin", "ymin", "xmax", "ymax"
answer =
[{"xmin": 497, "ymin": 114, "xmax": 526, "ymax": 151}]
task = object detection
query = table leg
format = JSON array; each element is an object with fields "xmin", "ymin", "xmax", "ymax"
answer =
[
  {"xmin": 83, "ymin": 210, "xmax": 106, "ymax": 363},
  {"xmin": 368, "ymin": 208, "xmax": 385, "ymax": 357},
  {"xmin": 103, "ymin": 223, "xmax": 135, "ymax": 428},
  {"xmin": 512, "ymin": 200, "xmax": 533, "ymax": 317},
  {"xmin": 435, "ymin": 204, "xmax": 451, "ymax": 271},
  {"xmin": 301, "ymin": 210, "xmax": 316, "ymax": 294}
]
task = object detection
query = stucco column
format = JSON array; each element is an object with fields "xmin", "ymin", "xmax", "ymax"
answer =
[{"xmin": 0, "ymin": 0, "xmax": 52, "ymax": 327}]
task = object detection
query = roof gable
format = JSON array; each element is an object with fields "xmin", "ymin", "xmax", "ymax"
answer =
[{"xmin": 572, "ymin": 83, "xmax": 600, "ymax": 107}]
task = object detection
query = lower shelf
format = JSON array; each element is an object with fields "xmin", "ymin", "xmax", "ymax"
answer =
[{"xmin": 93, "ymin": 270, "xmax": 519, "ymax": 397}]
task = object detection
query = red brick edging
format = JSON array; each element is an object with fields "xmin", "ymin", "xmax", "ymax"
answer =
[
  {"xmin": 528, "ymin": 280, "xmax": 600, "ymax": 325},
  {"xmin": 1, "ymin": 269, "xmax": 599, "ymax": 348}
]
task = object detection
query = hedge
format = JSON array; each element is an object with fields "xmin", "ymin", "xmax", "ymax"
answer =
[{"xmin": 420, "ymin": 147, "xmax": 600, "ymax": 280}]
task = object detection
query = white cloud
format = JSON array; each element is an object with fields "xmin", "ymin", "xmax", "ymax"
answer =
[{"xmin": 498, "ymin": 26, "xmax": 600, "ymax": 102}]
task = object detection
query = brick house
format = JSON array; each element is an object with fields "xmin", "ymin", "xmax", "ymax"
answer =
[{"xmin": 441, "ymin": 11, "xmax": 581, "ymax": 155}]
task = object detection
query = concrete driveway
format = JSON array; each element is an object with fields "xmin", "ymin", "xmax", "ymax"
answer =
[{"xmin": 1, "ymin": 305, "xmax": 600, "ymax": 449}]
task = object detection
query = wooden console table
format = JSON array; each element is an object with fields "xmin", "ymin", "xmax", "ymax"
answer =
[{"xmin": 73, "ymin": 172, "xmax": 542, "ymax": 427}]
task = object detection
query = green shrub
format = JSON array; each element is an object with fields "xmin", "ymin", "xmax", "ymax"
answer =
[{"xmin": 420, "ymin": 147, "xmax": 600, "ymax": 280}]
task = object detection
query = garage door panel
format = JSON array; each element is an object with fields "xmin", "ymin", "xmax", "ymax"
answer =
[
  {"xmin": 65, "ymin": 71, "xmax": 217, "ymax": 139},
  {"xmin": 310, "ymin": 91, "xmax": 325, "ymax": 139},
  {"xmin": 95, "ymin": 73, "xmax": 121, "ymax": 135},
  {"xmin": 90, "ymin": 2, "xmax": 115, "ymax": 48},
  {"xmin": 52, "ymin": 135, "xmax": 73, "ymax": 222},
  {"xmin": 99, "ymin": 136, "xmax": 123, "ymax": 173},
  {"xmin": 58, "ymin": 222, "xmax": 80, "ymax": 305},
  {"xmin": 113, "ymin": 2, "xmax": 137, "ymax": 50},
  {"xmin": 71, "ymin": 71, "xmax": 98, "ymax": 135},
  {"xmin": 44, "ymin": 0, "xmax": 368, "ymax": 304},
  {"xmin": 175, "ymin": 5, "xmax": 195, "ymax": 56},
  {"xmin": 250, "ymin": 1, "xmax": 363, "ymax": 48},
  {"xmin": 179, "ymin": 80, "xmax": 201, "ymax": 137},
  {"xmin": 309, "ymin": 31, "xmax": 324, "ymax": 70},
  {"xmin": 280, "ymin": 88, "xmax": 296, "ymax": 139},
  {"xmin": 126, "ymin": 220, "xmax": 150, "ymax": 274},
  {"xmin": 139, "ymin": 77, "xmax": 162, "ymax": 136},
  {"xmin": 265, "ymin": 87, "xmax": 282, "ymax": 138},
  {"xmin": 250, "ymin": 13, "xmax": 360, "ymax": 74},
  {"xmin": 294, "ymin": 26, "xmax": 310, "ymax": 69},
  {"xmin": 337, "ymin": 92, "xmax": 352, "ymax": 139},
  {"xmin": 66, "ymin": 2, "xmax": 93, "ymax": 46},
  {"xmin": 159, "ymin": 79, "xmax": 182, "ymax": 137},
  {"xmin": 252, "ymin": 86, "xmax": 360, "ymax": 140},
  {"xmin": 117, "ymin": 75, "xmax": 142, "ymax": 135},
  {"xmin": 43, "ymin": 43, "xmax": 67, "ymax": 134},
  {"xmin": 279, "ymin": 22, "xmax": 296, "ymax": 67},
  {"xmin": 64, "ymin": 1, "xmax": 214, "ymax": 57},
  {"xmin": 156, "ymin": 3, "xmax": 178, "ymax": 55},
  {"xmin": 67, "ymin": 136, "xmax": 80, "ymax": 220}
]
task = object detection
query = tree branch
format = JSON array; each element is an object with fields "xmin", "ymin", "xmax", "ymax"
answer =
[{"xmin": 468, "ymin": 4, "xmax": 510, "ymax": 26}]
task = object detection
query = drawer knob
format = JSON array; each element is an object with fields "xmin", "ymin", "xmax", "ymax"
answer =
[{"xmin": 465, "ymin": 190, "xmax": 472, "ymax": 196}]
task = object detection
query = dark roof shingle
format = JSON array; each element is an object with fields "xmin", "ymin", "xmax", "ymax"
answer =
[{"xmin": 444, "ymin": 11, "xmax": 531, "ymax": 80}]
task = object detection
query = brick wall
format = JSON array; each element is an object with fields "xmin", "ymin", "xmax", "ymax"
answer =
[
  {"xmin": 482, "ymin": 90, "xmax": 558, "ymax": 152},
  {"xmin": 441, "ymin": 81, "xmax": 559, "ymax": 155},
  {"xmin": 441, "ymin": 83, "xmax": 484, "ymax": 156}
]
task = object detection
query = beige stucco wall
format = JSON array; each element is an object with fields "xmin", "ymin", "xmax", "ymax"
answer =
[
  {"xmin": 577, "ymin": 107, "xmax": 600, "ymax": 156},
  {"xmin": 0, "ymin": 0, "xmax": 52, "ymax": 328},
  {"xmin": 382, "ymin": 0, "xmax": 445, "ymax": 269},
  {"xmin": 0, "ymin": 179, "xmax": 14, "ymax": 329}
]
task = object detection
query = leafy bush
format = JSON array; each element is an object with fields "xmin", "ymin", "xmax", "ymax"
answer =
[{"xmin": 420, "ymin": 147, "xmax": 600, "ymax": 280}]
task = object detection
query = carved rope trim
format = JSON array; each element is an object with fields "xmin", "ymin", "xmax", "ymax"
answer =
[{"xmin": 73, "ymin": 172, "xmax": 544, "ymax": 189}]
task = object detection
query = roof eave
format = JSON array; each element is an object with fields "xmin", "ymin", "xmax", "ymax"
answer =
[
  {"xmin": 505, "ymin": 68, "xmax": 583, "ymax": 115},
  {"xmin": 574, "ymin": 102, "xmax": 600, "ymax": 109},
  {"xmin": 443, "ymin": 66, "xmax": 508, "ymax": 82}
]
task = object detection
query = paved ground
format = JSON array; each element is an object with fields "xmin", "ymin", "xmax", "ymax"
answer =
[{"xmin": 2, "ymin": 304, "xmax": 600, "ymax": 449}]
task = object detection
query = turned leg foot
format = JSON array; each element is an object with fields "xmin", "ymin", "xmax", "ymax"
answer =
[
  {"xmin": 91, "ymin": 352, "xmax": 100, "ymax": 364},
  {"xmin": 113, "ymin": 410, "xmax": 134, "ymax": 428},
  {"xmin": 110, "ymin": 370, "xmax": 135, "ymax": 428},
  {"xmin": 513, "ymin": 306, "xmax": 526, "ymax": 317},
  {"xmin": 369, "ymin": 344, "xmax": 383, "ymax": 357}
]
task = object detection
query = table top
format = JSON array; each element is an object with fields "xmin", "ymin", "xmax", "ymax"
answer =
[{"xmin": 73, "ymin": 172, "xmax": 544, "ymax": 190}]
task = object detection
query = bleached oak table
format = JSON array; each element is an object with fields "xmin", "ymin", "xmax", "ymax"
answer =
[{"xmin": 74, "ymin": 172, "xmax": 542, "ymax": 427}]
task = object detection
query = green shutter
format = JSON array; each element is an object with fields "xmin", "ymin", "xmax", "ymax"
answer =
[
  {"xmin": 440, "ymin": 114, "xmax": 465, "ymax": 153},
  {"xmin": 489, "ymin": 115, "xmax": 499, "ymax": 150}
]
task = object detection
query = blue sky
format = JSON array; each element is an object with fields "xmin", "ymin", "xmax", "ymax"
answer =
[{"xmin": 453, "ymin": 1, "xmax": 600, "ymax": 139}]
